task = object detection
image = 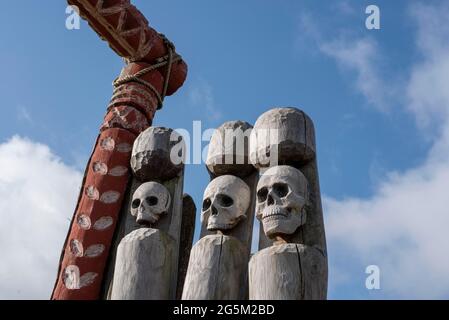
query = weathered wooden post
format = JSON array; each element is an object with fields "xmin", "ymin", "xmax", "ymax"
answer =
[
  {"xmin": 110, "ymin": 181, "xmax": 175, "ymax": 300},
  {"xmin": 182, "ymin": 121, "xmax": 258, "ymax": 299},
  {"xmin": 103, "ymin": 127, "xmax": 192, "ymax": 300},
  {"xmin": 176, "ymin": 194, "xmax": 196, "ymax": 299},
  {"xmin": 52, "ymin": 0, "xmax": 188, "ymax": 300},
  {"xmin": 248, "ymin": 108, "xmax": 328, "ymax": 300}
]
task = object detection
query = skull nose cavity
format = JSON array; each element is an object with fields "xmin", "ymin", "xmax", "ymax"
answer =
[
  {"xmin": 267, "ymin": 194, "xmax": 274, "ymax": 206},
  {"xmin": 211, "ymin": 206, "xmax": 218, "ymax": 216}
]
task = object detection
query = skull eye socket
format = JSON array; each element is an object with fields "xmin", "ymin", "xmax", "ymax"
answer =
[
  {"xmin": 202, "ymin": 198, "xmax": 211, "ymax": 211},
  {"xmin": 146, "ymin": 196, "xmax": 158, "ymax": 206},
  {"xmin": 131, "ymin": 199, "xmax": 141, "ymax": 209},
  {"xmin": 257, "ymin": 187, "xmax": 268, "ymax": 202},
  {"xmin": 217, "ymin": 194, "xmax": 234, "ymax": 207},
  {"xmin": 273, "ymin": 183, "xmax": 289, "ymax": 197}
]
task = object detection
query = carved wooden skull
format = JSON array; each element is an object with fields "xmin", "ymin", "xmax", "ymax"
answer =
[
  {"xmin": 202, "ymin": 175, "xmax": 251, "ymax": 231},
  {"xmin": 256, "ymin": 166, "xmax": 308, "ymax": 238},
  {"xmin": 131, "ymin": 182, "xmax": 171, "ymax": 225}
]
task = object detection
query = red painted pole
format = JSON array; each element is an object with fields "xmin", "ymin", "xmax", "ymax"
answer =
[
  {"xmin": 67, "ymin": 0, "xmax": 187, "ymax": 95},
  {"xmin": 52, "ymin": 1, "xmax": 187, "ymax": 300}
]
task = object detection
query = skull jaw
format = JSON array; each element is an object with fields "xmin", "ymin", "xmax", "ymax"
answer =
[
  {"xmin": 260, "ymin": 206, "xmax": 305, "ymax": 239},
  {"xmin": 136, "ymin": 211, "xmax": 161, "ymax": 226},
  {"xmin": 206, "ymin": 215, "xmax": 244, "ymax": 232}
]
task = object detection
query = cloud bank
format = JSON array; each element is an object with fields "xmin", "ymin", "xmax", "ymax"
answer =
[
  {"xmin": 299, "ymin": 2, "xmax": 449, "ymax": 298},
  {"xmin": 0, "ymin": 136, "xmax": 82, "ymax": 299}
]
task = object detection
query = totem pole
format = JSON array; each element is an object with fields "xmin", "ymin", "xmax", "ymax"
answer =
[
  {"xmin": 52, "ymin": 0, "xmax": 188, "ymax": 300},
  {"xmin": 108, "ymin": 127, "xmax": 191, "ymax": 300},
  {"xmin": 248, "ymin": 108, "xmax": 328, "ymax": 300},
  {"xmin": 182, "ymin": 121, "xmax": 258, "ymax": 299}
]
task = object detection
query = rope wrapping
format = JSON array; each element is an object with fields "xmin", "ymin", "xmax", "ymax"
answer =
[{"xmin": 113, "ymin": 34, "xmax": 181, "ymax": 110}]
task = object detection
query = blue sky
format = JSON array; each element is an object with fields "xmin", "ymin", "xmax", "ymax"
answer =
[{"xmin": 1, "ymin": 0, "xmax": 449, "ymax": 299}]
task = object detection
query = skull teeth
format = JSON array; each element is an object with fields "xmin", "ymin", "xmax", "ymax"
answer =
[
  {"xmin": 207, "ymin": 222, "xmax": 235, "ymax": 231},
  {"xmin": 136, "ymin": 212, "xmax": 160, "ymax": 225},
  {"xmin": 262, "ymin": 206, "xmax": 288, "ymax": 220}
]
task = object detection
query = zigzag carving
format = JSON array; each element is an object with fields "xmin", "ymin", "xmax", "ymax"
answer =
[
  {"xmin": 67, "ymin": 0, "xmax": 187, "ymax": 96},
  {"xmin": 69, "ymin": 0, "xmax": 166, "ymax": 63}
]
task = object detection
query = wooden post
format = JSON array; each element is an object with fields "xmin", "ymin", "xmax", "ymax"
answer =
[
  {"xmin": 249, "ymin": 243, "xmax": 326, "ymax": 299},
  {"xmin": 248, "ymin": 107, "xmax": 328, "ymax": 300},
  {"xmin": 52, "ymin": 0, "xmax": 188, "ymax": 300},
  {"xmin": 102, "ymin": 127, "xmax": 190, "ymax": 300},
  {"xmin": 176, "ymin": 194, "xmax": 196, "ymax": 300},
  {"xmin": 182, "ymin": 234, "xmax": 247, "ymax": 300},
  {"xmin": 202, "ymin": 121, "xmax": 258, "ymax": 257},
  {"xmin": 111, "ymin": 228, "xmax": 175, "ymax": 300},
  {"xmin": 182, "ymin": 121, "xmax": 257, "ymax": 300},
  {"xmin": 109, "ymin": 180, "xmax": 175, "ymax": 300}
]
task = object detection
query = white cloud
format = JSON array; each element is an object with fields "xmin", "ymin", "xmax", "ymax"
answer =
[
  {"xmin": 320, "ymin": 37, "xmax": 395, "ymax": 112},
  {"xmin": 298, "ymin": 11, "xmax": 396, "ymax": 112},
  {"xmin": 325, "ymin": 160, "xmax": 449, "ymax": 298},
  {"xmin": 407, "ymin": 3, "xmax": 449, "ymax": 130},
  {"xmin": 0, "ymin": 136, "xmax": 82, "ymax": 299},
  {"xmin": 316, "ymin": 2, "xmax": 449, "ymax": 299},
  {"xmin": 189, "ymin": 79, "xmax": 222, "ymax": 121},
  {"xmin": 298, "ymin": 2, "xmax": 449, "ymax": 298},
  {"xmin": 17, "ymin": 106, "xmax": 33, "ymax": 123},
  {"xmin": 296, "ymin": 7, "xmax": 403, "ymax": 112},
  {"xmin": 334, "ymin": 1, "xmax": 356, "ymax": 16}
]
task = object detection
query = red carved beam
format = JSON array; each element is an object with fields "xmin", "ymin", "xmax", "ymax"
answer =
[
  {"xmin": 52, "ymin": 0, "xmax": 188, "ymax": 300},
  {"xmin": 67, "ymin": 0, "xmax": 187, "ymax": 95},
  {"xmin": 52, "ymin": 64, "xmax": 162, "ymax": 300}
]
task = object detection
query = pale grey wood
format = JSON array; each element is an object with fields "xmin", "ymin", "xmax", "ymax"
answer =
[
  {"xmin": 258, "ymin": 159, "xmax": 327, "ymax": 262},
  {"xmin": 131, "ymin": 126, "xmax": 185, "ymax": 181},
  {"xmin": 200, "ymin": 172, "xmax": 258, "ymax": 253},
  {"xmin": 176, "ymin": 194, "xmax": 196, "ymax": 299},
  {"xmin": 166, "ymin": 174, "xmax": 185, "ymax": 298},
  {"xmin": 197, "ymin": 121, "xmax": 259, "ymax": 299},
  {"xmin": 252, "ymin": 108, "xmax": 326, "ymax": 253},
  {"xmin": 199, "ymin": 120, "xmax": 259, "ymax": 299},
  {"xmin": 102, "ymin": 126, "xmax": 187, "ymax": 299},
  {"xmin": 110, "ymin": 228, "xmax": 175, "ymax": 300},
  {"xmin": 103, "ymin": 174, "xmax": 186, "ymax": 299},
  {"xmin": 182, "ymin": 234, "xmax": 247, "ymax": 300},
  {"xmin": 206, "ymin": 121, "xmax": 254, "ymax": 178},
  {"xmin": 255, "ymin": 165, "xmax": 308, "ymax": 240},
  {"xmin": 102, "ymin": 178, "xmax": 139, "ymax": 299},
  {"xmin": 201, "ymin": 175, "xmax": 251, "ymax": 232},
  {"xmin": 130, "ymin": 181, "xmax": 171, "ymax": 225},
  {"xmin": 249, "ymin": 244, "xmax": 326, "ymax": 300},
  {"xmin": 298, "ymin": 158, "xmax": 328, "ymax": 259},
  {"xmin": 250, "ymin": 107, "xmax": 316, "ymax": 168},
  {"xmin": 251, "ymin": 108, "xmax": 328, "ymax": 299}
]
